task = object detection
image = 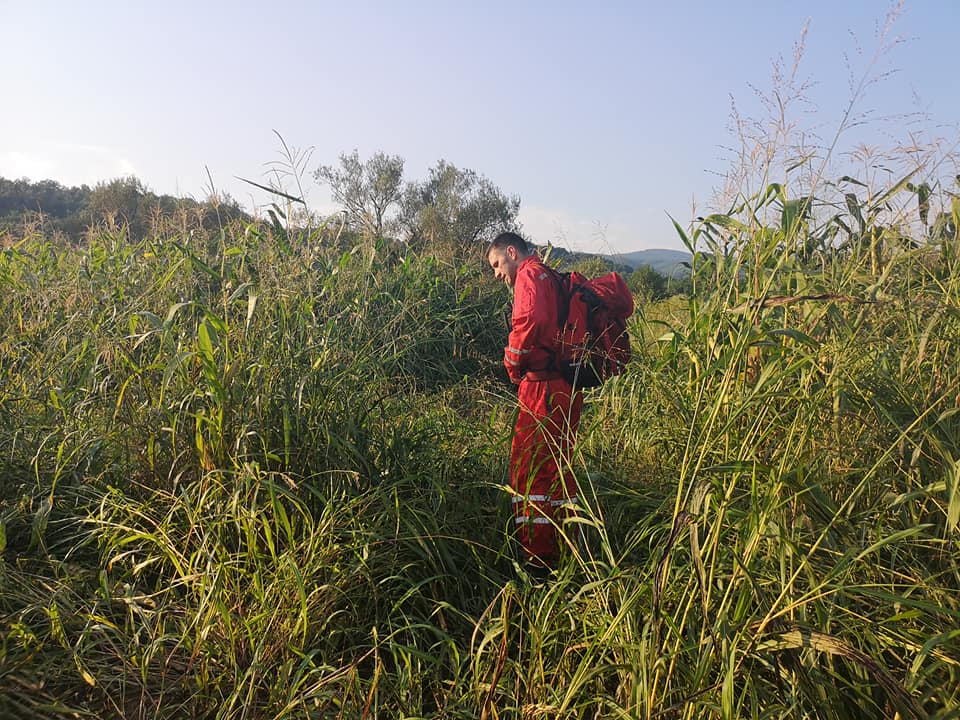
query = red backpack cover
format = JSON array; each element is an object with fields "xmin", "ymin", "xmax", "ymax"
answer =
[{"xmin": 551, "ymin": 270, "xmax": 634, "ymax": 388}]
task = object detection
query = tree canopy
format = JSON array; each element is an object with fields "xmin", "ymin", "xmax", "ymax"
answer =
[
  {"xmin": 399, "ymin": 159, "xmax": 520, "ymax": 250},
  {"xmin": 313, "ymin": 150, "xmax": 405, "ymax": 239}
]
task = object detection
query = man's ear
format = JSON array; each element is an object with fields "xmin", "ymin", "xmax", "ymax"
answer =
[{"xmin": 507, "ymin": 246, "xmax": 518, "ymax": 261}]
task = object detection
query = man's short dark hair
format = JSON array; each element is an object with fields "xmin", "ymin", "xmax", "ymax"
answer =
[{"xmin": 489, "ymin": 231, "xmax": 528, "ymax": 256}]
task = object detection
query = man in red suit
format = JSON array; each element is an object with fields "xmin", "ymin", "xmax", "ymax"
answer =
[{"xmin": 487, "ymin": 232, "xmax": 583, "ymax": 573}]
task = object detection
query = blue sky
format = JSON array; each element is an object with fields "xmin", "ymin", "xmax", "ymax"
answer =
[{"xmin": 2, "ymin": 1, "xmax": 957, "ymax": 253}]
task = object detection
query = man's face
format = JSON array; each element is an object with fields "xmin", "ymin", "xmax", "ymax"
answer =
[{"xmin": 488, "ymin": 246, "xmax": 521, "ymax": 288}]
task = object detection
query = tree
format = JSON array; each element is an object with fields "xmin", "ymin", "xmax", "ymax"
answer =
[
  {"xmin": 85, "ymin": 176, "xmax": 153, "ymax": 236},
  {"xmin": 627, "ymin": 264, "xmax": 692, "ymax": 301},
  {"xmin": 313, "ymin": 150, "xmax": 404, "ymax": 239},
  {"xmin": 399, "ymin": 160, "xmax": 519, "ymax": 251},
  {"xmin": 0, "ymin": 176, "xmax": 90, "ymax": 230},
  {"xmin": 627, "ymin": 264, "xmax": 668, "ymax": 301}
]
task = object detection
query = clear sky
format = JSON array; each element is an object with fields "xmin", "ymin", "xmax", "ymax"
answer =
[{"xmin": 2, "ymin": 1, "xmax": 957, "ymax": 253}]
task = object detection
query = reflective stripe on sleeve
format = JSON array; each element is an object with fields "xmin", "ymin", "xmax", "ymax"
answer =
[
  {"xmin": 513, "ymin": 495, "xmax": 551, "ymax": 503},
  {"xmin": 515, "ymin": 516, "xmax": 551, "ymax": 525},
  {"xmin": 551, "ymin": 496, "xmax": 579, "ymax": 507},
  {"xmin": 506, "ymin": 346, "xmax": 530, "ymax": 356}
]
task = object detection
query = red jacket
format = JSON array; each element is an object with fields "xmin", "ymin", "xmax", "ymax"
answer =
[{"xmin": 504, "ymin": 256, "xmax": 563, "ymax": 383}]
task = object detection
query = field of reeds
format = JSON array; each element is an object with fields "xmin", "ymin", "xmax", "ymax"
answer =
[{"xmin": 1, "ymin": 162, "xmax": 958, "ymax": 720}]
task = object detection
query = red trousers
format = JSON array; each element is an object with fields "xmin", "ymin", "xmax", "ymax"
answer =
[{"xmin": 510, "ymin": 375, "xmax": 583, "ymax": 568}]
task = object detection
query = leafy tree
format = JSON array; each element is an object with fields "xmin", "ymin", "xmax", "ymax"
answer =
[
  {"xmin": 399, "ymin": 160, "xmax": 519, "ymax": 251},
  {"xmin": 627, "ymin": 264, "xmax": 668, "ymax": 301},
  {"xmin": 313, "ymin": 150, "xmax": 404, "ymax": 239},
  {"xmin": 85, "ymin": 176, "xmax": 152, "ymax": 235},
  {"xmin": 0, "ymin": 177, "xmax": 90, "ymax": 222},
  {"xmin": 0, "ymin": 176, "xmax": 92, "ymax": 241}
]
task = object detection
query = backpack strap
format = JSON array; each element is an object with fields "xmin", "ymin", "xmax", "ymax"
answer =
[
  {"xmin": 543, "ymin": 266, "xmax": 570, "ymax": 374},
  {"xmin": 543, "ymin": 266, "xmax": 570, "ymax": 328}
]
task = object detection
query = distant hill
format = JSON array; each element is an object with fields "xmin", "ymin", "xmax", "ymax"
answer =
[{"xmin": 603, "ymin": 249, "xmax": 691, "ymax": 277}]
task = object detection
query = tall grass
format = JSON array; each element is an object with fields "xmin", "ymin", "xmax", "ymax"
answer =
[
  {"xmin": 0, "ymin": 223, "xmax": 514, "ymax": 718},
  {"xmin": 579, "ymin": 150, "xmax": 960, "ymax": 714}
]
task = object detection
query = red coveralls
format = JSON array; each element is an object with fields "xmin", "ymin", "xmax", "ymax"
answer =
[{"xmin": 504, "ymin": 256, "xmax": 583, "ymax": 569}]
